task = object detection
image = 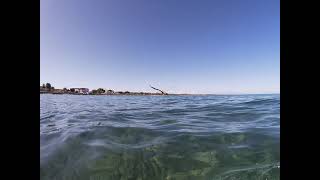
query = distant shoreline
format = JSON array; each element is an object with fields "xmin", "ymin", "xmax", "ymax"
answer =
[
  {"xmin": 40, "ymin": 84, "xmax": 279, "ymax": 96},
  {"xmin": 40, "ymin": 92, "xmax": 279, "ymax": 96},
  {"xmin": 40, "ymin": 84, "xmax": 171, "ymax": 95},
  {"xmin": 40, "ymin": 92, "xmax": 187, "ymax": 96}
]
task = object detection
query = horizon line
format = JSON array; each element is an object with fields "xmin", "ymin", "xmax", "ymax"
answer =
[{"xmin": 40, "ymin": 83, "xmax": 279, "ymax": 95}]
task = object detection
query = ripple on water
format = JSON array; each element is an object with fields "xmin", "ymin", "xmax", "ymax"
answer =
[{"xmin": 40, "ymin": 94, "xmax": 279, "ymax": 180}]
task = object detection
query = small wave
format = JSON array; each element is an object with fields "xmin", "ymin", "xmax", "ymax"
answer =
[{"xmin": 40, "ymin": 94, "xmax": 279, "ymax": 180}]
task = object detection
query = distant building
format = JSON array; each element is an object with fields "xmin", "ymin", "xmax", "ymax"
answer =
[
  {"xmin": 40, "ymin": 86, "xmax": 48, "ymax": 93},
  {"xmin": 70, "ymin": 88, "xmax": 89, "ymax": 94}
]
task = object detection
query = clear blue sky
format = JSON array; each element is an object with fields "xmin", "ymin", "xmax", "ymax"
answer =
[{"xmin": 41, "ymin": 0, "xmax": 279, "ymax": 94}]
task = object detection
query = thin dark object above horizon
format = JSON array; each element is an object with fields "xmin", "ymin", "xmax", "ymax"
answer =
[{"xmin": 149, "ymin": 85, "xmax": 168, "ymax": 95}]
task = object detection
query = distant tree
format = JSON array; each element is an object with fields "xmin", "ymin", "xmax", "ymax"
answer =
[
  {"xmin": 107, "ymin": 89, "xmax": 114, "ymax": 94},
  {"xmin": 42, "ymin": 84, "xmax": 46, "ymax": 88},
  {"xmin": 63, "ymin": 88, "xmax": 67, "ymax": 91},
  {"xmin": 45, "ymin": 83, "xmax": 51, "ymax": 89},
  {"xmin": 97, "ymin": 88, "xmax": 105, "ymax": 94},
  {"xmin": 70, "ymin": 88, "xmax": 75, "ymax": 93},
  {"xmin": 91, "ymin": 90, "xmax": 98, "ymax": 94}
]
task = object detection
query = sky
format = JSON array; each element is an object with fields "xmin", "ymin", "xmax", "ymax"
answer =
[{"xmin": 41, "ymin": 0, "xmax": 279, "ymax": 94}]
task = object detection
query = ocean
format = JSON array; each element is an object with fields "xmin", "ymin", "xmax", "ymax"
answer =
[{"xmin": 40, "ymin": 94, "xmax": 280, "ymax": 180}]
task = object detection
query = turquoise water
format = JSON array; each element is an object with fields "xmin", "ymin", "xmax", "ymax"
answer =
[{"xmin": 40, "ymin": 94, "xmax": 280, "ymax": 180}]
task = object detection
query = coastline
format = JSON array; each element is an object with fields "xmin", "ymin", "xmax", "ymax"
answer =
[
  {"xmin": 40, "ymin": 92, "xmax": 279, "ymax": 96},
  {"xmin": 40, "ymin": 84, "xmax": 171, "ymax": 96},
  {"xmin": 40, "ymin": 92, "xmax": 187, "ymax": 96},
  {"xmin": 40, "ymin": 91, "xmax": 172, "ymax": 96}
]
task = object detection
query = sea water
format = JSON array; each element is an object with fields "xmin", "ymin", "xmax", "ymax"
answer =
[{"xmin": 40, "ymin": 94, "xmax": 280, "ymax": 180}]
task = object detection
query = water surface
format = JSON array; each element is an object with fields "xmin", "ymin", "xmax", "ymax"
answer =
[{"xmin": 40, "ymin": 94, "xmax": 280, "ymax": 180}]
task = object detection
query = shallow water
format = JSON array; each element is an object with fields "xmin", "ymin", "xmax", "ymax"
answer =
[{"xmin": 40, "ymin": 94, "xmax": 280, "ymax": 180}]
